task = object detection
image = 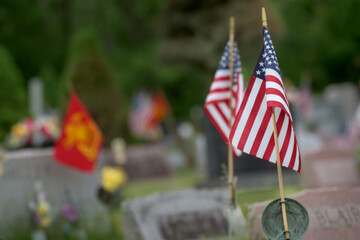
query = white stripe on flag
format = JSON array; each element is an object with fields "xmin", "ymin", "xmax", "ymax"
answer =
[
  {"xmin": 218, "ymin": 102, "xmax": 231, "ymax": 120},
  {"xmin": 215, "ymin": 69, "xmax": 230, "ymax": 78},
  {"xmin": 206, "ymin": 92, "xmax": 230, "ymax": 102},
  {"xmin": 282, "ymin": 127, "xmax": 295, "ymax": 167},
  {"xmin": 205, "ymin": 104, "xmax": 229, "ymax": 137},
  {"xmin": 266, "ymin": 68, "xmax": 282, "ymax": 82},
  {"xmin": 210, "ymin": 81, "xmax": 230, "ymax": 90},
  {"xmin": 266, "ymin": 94, "xmax": 292, "ymax": 117},
  {"xmin": 243, "ymin": 93, "xmax": 267, "ymax": 153},
  {"xmin": 231, "ymin": 78, "xmax": 263, "ymax": 147}
]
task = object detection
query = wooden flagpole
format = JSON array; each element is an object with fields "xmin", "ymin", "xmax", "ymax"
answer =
[
  {"xmin": 228, "ymin": 16, "xmax": 236, "ymax": 207},
  {"xmin": 262, "ymin": 7, "xmax": 291, "ymax": 239}
]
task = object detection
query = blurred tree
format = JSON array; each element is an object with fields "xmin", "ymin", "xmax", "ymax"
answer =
[
  {"xmin": 0, "ymin": 45, "xmax": 27, "ymax": 139},
  {"xmin": 62, "ymin": 28, "xmax": 123, "ymax": 144},
  {"xmin": 271, "ymin": 0, "xmax": 360, "ymax": 90},
  {"xmin": 0, "ymin": 0, "xmax": 66, "ymax": 79}
]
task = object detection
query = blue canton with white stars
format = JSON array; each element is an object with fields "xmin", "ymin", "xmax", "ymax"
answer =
[
  {"xmin": 253, "ymin": 48, "xmax": 266, "ymax": 80},
  {"xmin": 218, "ymin": 41, "xmax": 242, "ymax": 84},
  {"xmin": 263, "ymin": 28, "xmax": 281, "ymax": 75},
  {"xmin": 253, "ymin": 28, "xmax": 281, "ymax": 81}
]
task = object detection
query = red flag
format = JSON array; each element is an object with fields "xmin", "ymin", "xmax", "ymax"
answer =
[
  {"xmin": 230, "ymin": 28, "xmax": 301, "ymax": 173},
  {"xmin": 148, "ymin": 91, "xmax": 170, "ymax": 128},
  {"xmin": 54, "ymin": 92, "xmax": 103, "ymax": 173}
]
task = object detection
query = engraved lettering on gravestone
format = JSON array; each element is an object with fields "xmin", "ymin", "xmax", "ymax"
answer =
[{"xmin": 311, "ymin": 205, "xmax": 360, "ymax": 228}]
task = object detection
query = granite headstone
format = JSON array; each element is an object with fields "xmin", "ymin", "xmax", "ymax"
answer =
[{"xmin": 123, "ymin": 144, "xmax": 173, "ymax": 181}]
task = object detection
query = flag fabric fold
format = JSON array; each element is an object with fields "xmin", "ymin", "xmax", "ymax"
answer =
[
  {"xmin": 230, "ymin": 28, "xmax": 301, "ymax": 172},
  {"xmin": 204, "ymin": 41, "xmax": 244, "ymax": 157},
  {"xmin": 54, "ymin": 92, "xmax": 103, "ymax": 173}
]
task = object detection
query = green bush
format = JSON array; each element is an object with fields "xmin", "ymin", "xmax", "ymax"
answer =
[
  {"xmin": 62, "ymin": 28, "xmax": 123, "ymax": 145},
  {"xmin": 0, "ymin": 45, "xmax": 27, "ymax": 140}
]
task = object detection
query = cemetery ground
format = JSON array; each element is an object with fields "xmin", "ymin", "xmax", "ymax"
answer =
[{"xmin": 8, "ymin": 166, "xmax": 303, "ymax": 240}]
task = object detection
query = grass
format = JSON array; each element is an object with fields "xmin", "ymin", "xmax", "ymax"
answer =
[
  {"xmin": 236, "ymin": 185, "xmax": 304, "ymax": 217},
  {"xmin": 124, "ymin": 167, "xmax": 197, "ymax": 199}
]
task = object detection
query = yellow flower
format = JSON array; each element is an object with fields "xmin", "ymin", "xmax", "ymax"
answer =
[
  {"xmin": 36, "ymin": 201, "xmax": 49, "ymax": 216},
  {"xmin": 102, "ymin": 166, "xmax": 127, "ymax": 192},
  {"xmin": 39, "ymin": 216, "xmax": 51, "ymax": 228},
  {"xmin": 12, "ymin": 123, "xmax": 28, "ymax": 137}
]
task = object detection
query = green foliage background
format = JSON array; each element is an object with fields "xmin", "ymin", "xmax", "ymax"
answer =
[
  {"xmin": 0, "ymin": 0, "xmax": 359, "ymax": 142},
  {"xmin": 0, "ymin": 45, "xmax": 27, "ymax": 139}
]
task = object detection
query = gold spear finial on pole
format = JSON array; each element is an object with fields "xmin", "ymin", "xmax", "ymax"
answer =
[{"xmin": 262, "ymin": 7, "xmax": 268, "ymax": 28}]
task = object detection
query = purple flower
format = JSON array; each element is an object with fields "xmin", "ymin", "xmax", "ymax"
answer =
[
  {"xmin": 33, "ymin": 212, "xmax": 41, "ymax": 224},
  {"xmin": 60, "ymin": 204, "xmax": 80, "ymax": 222}
]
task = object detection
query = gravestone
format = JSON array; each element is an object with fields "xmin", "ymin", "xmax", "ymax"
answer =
[
  {"xmin": 324, "ymin": 82, "xmax": 359, "ymax": 122},
  {"xmin": 194, "ymin": 134, "xmax": 207, "ymax": 180},
  {"xmin": 28, "ymin": 77, "xmax": 44, "ymax": 118},
  {"xmin": 302, "ymin": 148, "xmax": 359, "ymax": 188},
  {"xmin": 248, "ymin": 187, "xmax": 360, "ymax": 240},
  {"xmin": 123, "ymin": 144, "xmax": 173, "ymax": 181},
  {"xmin": 312, "ymin": 100, "xmax": 346, "ymax": 136},
  {"xmin": 122, "ymin": 188, "xmax": 246, "ymax": 240},
  {"xmin": 0, "ymin": 148, "xmax": 109, "ymax": 235}
]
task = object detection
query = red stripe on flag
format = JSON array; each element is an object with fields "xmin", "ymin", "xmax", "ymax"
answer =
[
  {"xmin": 266, "ymin": 76, "xmax": 285, "ymax": 92},
  {"xmin": 214, "ymin": 76, "xmax": 230, "ymax": 81},
  {"xmin": 209, "ymin": 87, "xmax": 231, "ymax": 93},
  {"xmin": 263, "ymin": 111, "xmax": 285, "ymax": 161},
  {"xmin": 249, "ymin": 109, "xmax": 272, "ymax": 156},
  {"xmin": 288, "ymin": 139, "xmax": 297, "ymax": 170},
  {"xmin": 279, "ymin": 119, "xmax": 292, "ymax": 162},
  {"xmin": 266, "ymin": 89, "xmax": 288, "ymax": 106},
  {"xmin": 230, "ymin": 76, "xmax": 256, "ymax": 147},
  {"xmin": 214, "ymin": 103, "xmax": 229, "ymax": 129},
  {"xmin": 237, "ymin": 81, "xmax": 266, "ymax": 150}
]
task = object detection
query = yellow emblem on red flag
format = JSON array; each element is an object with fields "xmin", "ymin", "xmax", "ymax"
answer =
[{"xmin": 54, "ymin": 92, "xmax": 103, "ymax": 173}]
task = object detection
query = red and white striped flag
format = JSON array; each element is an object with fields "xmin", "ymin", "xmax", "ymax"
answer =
[
  {"xmin": 229, "ymin": 28, "xmax": 301, "ymax": 172},
  {"xmin": 204, "ymin": 42, "xmax": 244, "ymax": 157}
]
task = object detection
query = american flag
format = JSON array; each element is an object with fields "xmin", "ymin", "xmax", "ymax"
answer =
[
  {"xmin": 204, "ymin": 41, "xmax": 244, "ymax": 157},
  {"xmin": 229, "ymin": 28, "xmax": 301, "ymax": 172},
  {"xmin": 128, "ymin": 92, "xmax": 154, "ymax": 138}
]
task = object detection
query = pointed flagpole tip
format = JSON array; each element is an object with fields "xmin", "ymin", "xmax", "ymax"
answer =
[{"xmin": 262, "ymin": 7, "xmax": 268, "ymax": 28}]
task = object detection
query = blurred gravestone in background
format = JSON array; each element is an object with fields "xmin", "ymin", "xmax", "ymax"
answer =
[
  {"xmin": 323, "ymin": 82, "xmax": 359, "ymax": 122},
  {"xmin": 302, "ymin": 148, "xmax": 359, "ymax": 188},
  {"xmin": 102, "ymin": 144, "xmax": 173, "ymax": 181},
  {"xmin": 62, "ymin": 29, "xmax": 123, "ymax": 144},
  {"xmin": 28, "ymin": 77, "xmax": 44, "ymax": 118},
  {"xmin": 122, "ymin": 188, "xmax": 246, "ymax": 240},
  {"xmin": 0, "ymin": 149, "xmax": 109, "ymax": 235}
]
